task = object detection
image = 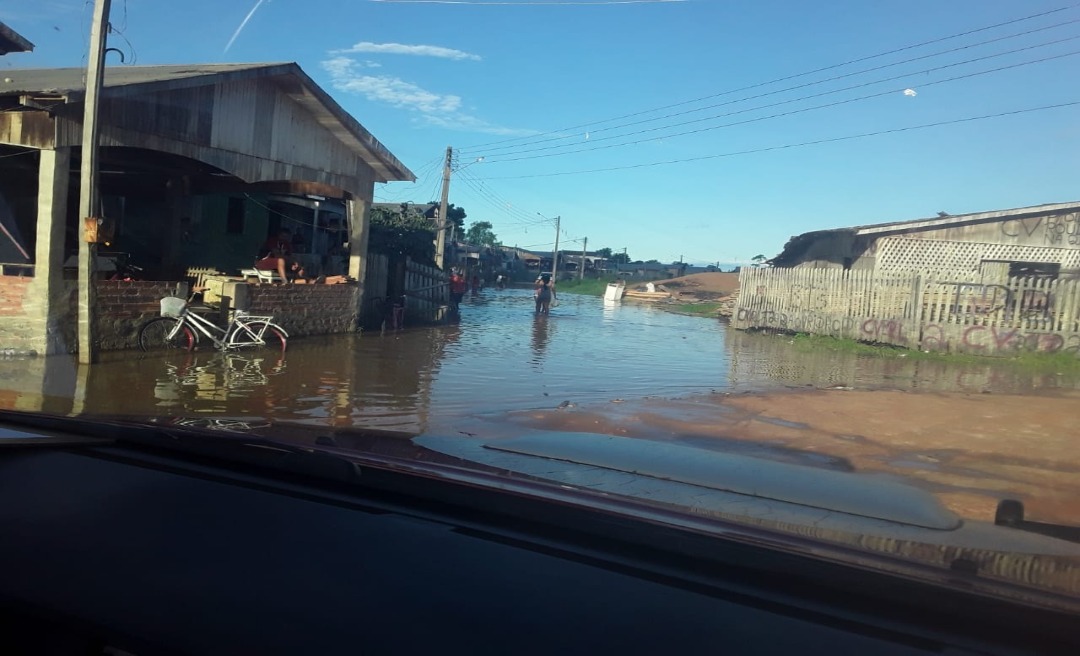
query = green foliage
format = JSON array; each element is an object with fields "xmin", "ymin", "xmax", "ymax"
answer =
[
  {"xmin": 368, "ymin": 205, "xmax": 435, "ymax": 263},
  {"xmin": 557, "ymin": 277, "xmax": 615, "ymax": 296},
  {"xmin": 464, "ymin": 220, "xmax": 500, "ymax": 246},
  {"xmin": 665, "ymin": 302, "xmax": 724, "ymax": 317},
  {"xmin": 751, "ymin": 254, "xmax": 767, "ymax": 268},
  {"xmin": 427, "ymin": 203, "xmax": 467, "ymax": 230}
]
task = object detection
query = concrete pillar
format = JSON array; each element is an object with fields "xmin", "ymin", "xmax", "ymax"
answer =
[
  {"xmin": 162, "ymin": 176, "xmax": 190, "ymax": 279},
  {"xmin": 346, "ymin": 196, "xmax": 370, "ymax": 324},
  {"xmin": 27, "ymin": 147, "xmax": 72, "ymax": 355}
]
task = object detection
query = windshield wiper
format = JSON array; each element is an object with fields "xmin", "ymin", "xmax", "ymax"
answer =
[{"xmin": 996, "ymin": 500, "xmax": 1080, "ymax": 544}]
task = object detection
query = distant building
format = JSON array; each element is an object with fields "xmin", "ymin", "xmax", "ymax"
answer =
[{"xmin": 769, "ymin": 201, "xmax": 1080, "ymax": 281}]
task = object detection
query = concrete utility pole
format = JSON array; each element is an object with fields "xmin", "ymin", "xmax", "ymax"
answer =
[
  {"xmin": 579, "ymin": 236, "xmax": 587, "ymax": 280},
  {"xmin": 77, "ymin": 0, "xmax": 111, "ymax": 364},
  {"xmin": 551, "ymin": 215, "xmax": 560, "ymax": 278},
  {"xmin": 436, "ymin": 145, "xmax": 452, "ymax": 269}
]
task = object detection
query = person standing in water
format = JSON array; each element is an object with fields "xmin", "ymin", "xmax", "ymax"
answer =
[{"xmin": 534, "ymin": 272, "xmax": 556, "ymax": 314}]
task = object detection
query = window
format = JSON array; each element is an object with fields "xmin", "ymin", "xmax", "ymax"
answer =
[{"xmin": 1008, "ymin": 261, "xmax": 1059, "ymax": 279}]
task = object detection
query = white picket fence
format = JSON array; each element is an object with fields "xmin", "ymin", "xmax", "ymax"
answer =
[{"xmin": 733, "ymin": 267, "xmax": 1080, "ymax": 356}]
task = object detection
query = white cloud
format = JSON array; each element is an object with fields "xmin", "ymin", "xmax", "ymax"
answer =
[
  {"xmin": 420, "ymin": 113, "xmax": 538, "ymax": 137},
  {"xmin": 322, "ymin": 57, "xmax": 461, "ymax": 112},
  {"xmin": 322, "ymin": 56, "xmax": 533, "ymax": 136},
  {"xmin": 332, "ymin": 42, "xmax": 481, "ymax": 61}
]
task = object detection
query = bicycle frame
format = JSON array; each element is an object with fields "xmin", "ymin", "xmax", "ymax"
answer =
[{"xmin": 166, "ymin": 307, "xmax": 279, "ymax": 351}]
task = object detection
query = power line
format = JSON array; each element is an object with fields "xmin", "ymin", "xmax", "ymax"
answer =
[
  {"xmin": 464, "ymin": 17, "xmax": 1080, "ymax": 156},
  {"xmin": 475, "ymin": 100, "xmax": 1080, "ymax": 180},
  {"xmin": 455, "ymin": 172, "xmax": 547, "ymax": 229},
  {"xmin": 459, "ymin": 3, "xmax": 1080, "ymax": 152},
  {"xmin": 456, "ymin": 169, "xmax": 547, "ymax": 225},
  {"xmin": 481, "ymin": 48, "xmax": 1080, "ymax": 163}
]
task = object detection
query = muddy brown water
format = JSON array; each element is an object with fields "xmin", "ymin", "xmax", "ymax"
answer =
[{"xmin": 2, "ymin": 287, "xmax": 1079, "ymax": 434}]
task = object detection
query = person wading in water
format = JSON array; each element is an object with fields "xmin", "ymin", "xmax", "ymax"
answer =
[{"xmin": 534, "ymin": 272, "xmax": 556, "ymax": 315}]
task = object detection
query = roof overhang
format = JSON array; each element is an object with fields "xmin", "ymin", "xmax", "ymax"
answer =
[
  {"xmin": 0, "ymin": 63, "xmax": 414, "ymax": 183},
  {"xmin": 0, "ymin": 22, "xmax": 33, "ymax": 55},
  {"xmin": 851, "ymin": 201, "xmax": 1080, "ymax": 236}
]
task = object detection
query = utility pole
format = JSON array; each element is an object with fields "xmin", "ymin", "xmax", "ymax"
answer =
[
  {"xmin": 551, "ymin": 215, "xmax": 560, "ymax": 278},
  {"xmin": 436, "ymin": 145, "xmax": 452, "ymax": 269},
  {"xmin": 77, "ymin": 0, "xmax": 111, "ymax": 364},
  {"xmin": 579, "ymin": 236, "xmax": 587, "ymax": 280}
]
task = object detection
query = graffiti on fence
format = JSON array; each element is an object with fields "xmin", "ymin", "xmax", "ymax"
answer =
[
  {"xmin": 860, "ymin": 318, "xmax": 908, "ymax": 343},
  {"xmin": 938, "ymin": 282, "xmax": 1053, "ymax": 319},
  {"xmin": 735, "ymin": 308, "xmax": 856, "ymax": 335},
  {"xmin": 959, "ymin": 325, "xmax": 1080, "ymax": 355},
  {"xmin": 921, "ymin": 324, "xmax": 947, "ymax": 351}
]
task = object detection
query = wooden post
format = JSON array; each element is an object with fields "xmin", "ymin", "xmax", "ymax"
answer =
[{"xmin": 76, "ymin": 0, "xmax": 111, "ymax": 364}]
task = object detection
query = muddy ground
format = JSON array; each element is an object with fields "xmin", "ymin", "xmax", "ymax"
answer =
[
  {"xmin": 504, "ymin": 387, "xmax": 1080, "ymax": 527},
  {"xmin": 652, "ymin": 271, "xmax": 740, "ymax": 301}
]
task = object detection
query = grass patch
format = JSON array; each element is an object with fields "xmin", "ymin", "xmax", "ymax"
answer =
[
  {"xmin": 782, "ymin": 333, "xmax": 1080, "ymax": 371},
  {"xmin": 664, "ymin": 302, "xmax": 724, "ymax": 317},
  {"xmin": 558, "ymin": 278, "xmax": 618, "ymax": 296}
]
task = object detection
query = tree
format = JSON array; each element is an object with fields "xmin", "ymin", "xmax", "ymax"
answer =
[
  {"xmin": 464, "ymin": 220, "xmax": 500, "ymax": 247},
  {"xmin": 751, "ymin": 254, "xmax": 767, "ymax": 268},
  {"xmin": 446, "ymin": 204, "xmax": 467, "ymax": 232},
  {"xmin": 606, "ymin": 249, "xmax": 631, "ymax": 265},
  {"xmin": 368, "ymin": 206, "xmax": 436, "ymax": 263},
  {"xmin": 428, "ymin": 202, "xmax": 467, "ymax": 233}
]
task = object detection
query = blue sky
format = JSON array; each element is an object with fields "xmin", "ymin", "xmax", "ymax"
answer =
[{"xmin": 3, "ymin": 0, "xmax": 1078, "ymax": 264}]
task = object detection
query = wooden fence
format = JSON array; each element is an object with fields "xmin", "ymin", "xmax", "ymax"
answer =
[
  {"xmin": 733, "ymin": 267, "xmax": 1080, "ymax": 356},
  {"xmin": 404, "ymin": 258, "xmax": 449, "ymax": 324}
]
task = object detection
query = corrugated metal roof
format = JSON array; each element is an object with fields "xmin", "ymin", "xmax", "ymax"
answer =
[
  {"xmin": 0, "ymin": 63, "xmax": 287, "ymax": 96},
  {"xmin": 0, "ymin": 21, "xmax": 34, "ymax": 55},
  {"xmin": 0, "ymin": 63, "xmax": 413, "ymax": 183}
]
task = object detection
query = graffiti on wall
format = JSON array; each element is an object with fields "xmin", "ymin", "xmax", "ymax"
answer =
[{"xmin": 999, "ymin": 212, "xmax": 1080, "ymax": 248}]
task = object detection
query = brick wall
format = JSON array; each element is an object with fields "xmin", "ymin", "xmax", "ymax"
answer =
[
  {"xmin": 0, "ymin": 275, "xmax": 34, "ymax": 353},
  {"xmin": 0, "ymin": 275, "xmax": 30, "ymax": 317},
  {"xmin": 95, "ymin": 280, "xmax": 188, "ymax": 351},
  {"xmin": 246, "ymin": 283, "xmax": 359, "ymax": 337}
]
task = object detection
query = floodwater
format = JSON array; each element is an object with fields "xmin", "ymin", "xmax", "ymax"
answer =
[{"xmin": 2, "ymin": 287, "xmax": 1080, "ymax": 435}]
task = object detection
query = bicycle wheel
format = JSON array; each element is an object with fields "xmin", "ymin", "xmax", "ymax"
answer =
[
  {"xmin": 138, "ymin": 317, "xmax": 196, "ymax": 352},
  {"xmin": 227, "ymin": 321, "xmax": 287, "ymax": 352}
]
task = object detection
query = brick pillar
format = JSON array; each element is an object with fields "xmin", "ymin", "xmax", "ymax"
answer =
[{"xmin": 27, "ymin": 147, "xmax": 72, "ymax": 355}]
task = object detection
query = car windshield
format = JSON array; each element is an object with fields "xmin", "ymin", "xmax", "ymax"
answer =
[{"xmin": 2, "ymin": 0, "xmax": 1079, "ymax": 608}]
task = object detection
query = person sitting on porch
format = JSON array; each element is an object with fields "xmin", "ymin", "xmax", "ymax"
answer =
[
  {"xmin": 254, "ymin": 228, "xmax": 292, "ymax": 282},
  {"xmin": 289, "ymin": 261, "xmax": 349, "ymax": 285}
]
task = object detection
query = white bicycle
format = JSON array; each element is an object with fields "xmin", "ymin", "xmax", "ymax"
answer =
[{"xmin": 138, "ymin": 296, "xmax": 288, "ymax": 353}]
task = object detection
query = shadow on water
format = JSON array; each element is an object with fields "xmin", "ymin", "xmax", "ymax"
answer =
[{"xmin": 1, "ymin": 287, "xmax": 1079, "ymax": 433}]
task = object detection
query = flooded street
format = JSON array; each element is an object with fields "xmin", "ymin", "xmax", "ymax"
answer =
[
  {"xmin": 4, "ymin": 287, "xmax": 1080, "ymax": 528},
  {"xmin": 3, "ymin": 287, "xmax": 1080, "ymax": 435}
]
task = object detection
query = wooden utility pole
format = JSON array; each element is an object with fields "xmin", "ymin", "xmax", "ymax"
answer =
[
  {"xmin": 436, "ymin": 145, "xmax": 452, "ymax": 269},
  {"xmin": 551, "ymin": 215, "xmax": 560, "ymax": 278},
  {"xmin": 77, "ymin": 0, "xmax": 111, "ymax": 364},
  {"xmin": 579, "ymin": 236, "xmax": 587, "ymax": 280}
]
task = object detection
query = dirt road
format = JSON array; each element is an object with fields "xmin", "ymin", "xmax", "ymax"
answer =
[{"xmin": 508, "ymin": 387, "xmax": 1080, "ymax": 527}]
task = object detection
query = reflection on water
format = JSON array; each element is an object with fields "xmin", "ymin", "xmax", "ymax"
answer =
[
  {"xmin": 530, "ymin": 315, "xmax": 553, "ymax": 365},
  {"xmin": 1, "ymin": 288, "xmax": 1079, "ymax": 433},
  {"xmin": 725, "ymin": 330, "xmax": 1080, "ymax": 394}
]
